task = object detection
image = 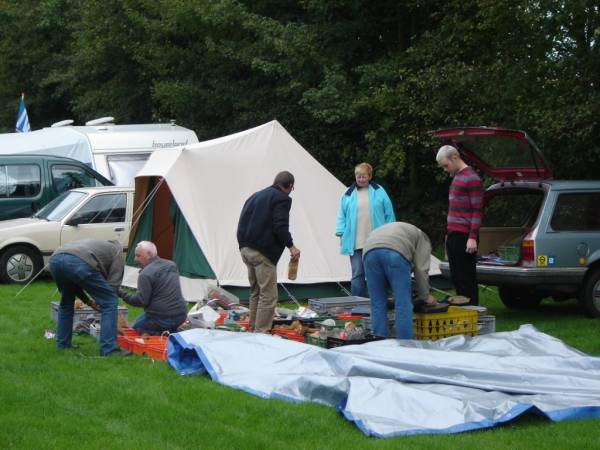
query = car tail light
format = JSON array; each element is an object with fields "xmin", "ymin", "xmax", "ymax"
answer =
[{"xmin": 521, "ymin": 233, "xmax": 535, "ymax": 267}]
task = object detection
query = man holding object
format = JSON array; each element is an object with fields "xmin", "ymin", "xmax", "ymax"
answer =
[{"xmin": 237, "ymin": 171, "xmax": 300, "ymax": 333}]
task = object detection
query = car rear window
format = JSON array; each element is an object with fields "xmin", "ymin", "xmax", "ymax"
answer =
[
  {"xmin": 482, "ymin": 190, "xmax": 544, "ymax": 227},
  {"xmin": 458, "ymin": 135, "xmax": 547, "ymax": 169},
  {"xmin": 551, "ymin": 192, "xmax": 600, "ymax": 231},
  {"xmin": 0, "ymin": 164, "xmax": 41, "ymax": 198},
  {"xmin": 51, "ymin": 164, "xmax": 101, "ymax": 193}
]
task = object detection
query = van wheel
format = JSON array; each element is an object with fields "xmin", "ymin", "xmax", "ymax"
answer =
[
  {"xmin": 0, "ymin": 246, "xmax": 43, "ymax": 284},
  {"xmin": 498, "ymin": 287, "xmax": 542, "ymax": 309},
  {"xmin": 580, "ymin": 268, "xmax": 600, "ymax": 318}
]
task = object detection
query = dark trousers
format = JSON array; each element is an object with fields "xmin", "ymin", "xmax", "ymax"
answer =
[{"xmin": 446, "ymin": 232, "xmax": 479, "ymax": 305}]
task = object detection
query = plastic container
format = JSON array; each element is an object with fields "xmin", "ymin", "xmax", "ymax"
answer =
[
  {"xmin": 129, "ymin": 336, "xmax": 168, "ymax": 360},
  {"xmin": 304, "ymin": 334, "xmax": 327, "ymax": 348},
  {"xmin": 361, "ymin": 317, "xmax": 395, "ymax": 337},
  {"xmin": 413, "ymin": 306, "xmax": 478, "ymax": 341},
  {"xmin": 477, "ymin": 315, "xmax": 496, "ymax": 335},
  {"xmin": 314, "ymin": 317, "xmax": 363, "ymax": 328},
  {"xmin": 326, "ymin": 335, "xmax": 385, "ymax": 348},
  {"xmin": 498, "ymin": 245, "xmax": 520, "ymax": 263},
  {"xmin": 271, "ymin": 329, "xmax": 305, "ymax": 342},
  {"xmin": 307, "ymin": 296, "xmax": 371, "ymax": 314},
  {"xmin": 50, "ymin": 301, "xmax": 128, "ymax": 330}
]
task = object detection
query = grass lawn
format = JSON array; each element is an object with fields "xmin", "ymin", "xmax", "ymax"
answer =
[{"xmin": 1, "ymin": 279, "xmax": 599, "ymax": 449}]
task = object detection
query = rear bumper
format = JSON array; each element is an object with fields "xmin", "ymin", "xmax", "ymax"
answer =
[{"xmin": 438, "ymin": 261, "xmax": 587, "ymax": 287}]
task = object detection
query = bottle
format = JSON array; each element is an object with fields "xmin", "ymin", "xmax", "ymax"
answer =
[{"xmin": 287, "ymin": 258, "xmax": 298, "ymax": 280}]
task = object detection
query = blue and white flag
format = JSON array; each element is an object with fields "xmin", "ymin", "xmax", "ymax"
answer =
[{"xmin": 15, "ymin": 93, "xmax": 31, "ymax": 133}]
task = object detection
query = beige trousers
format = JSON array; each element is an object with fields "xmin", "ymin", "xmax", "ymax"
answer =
[{"xmin": 240, "ymin": 247, "xmax": 278, "ymax": 333}]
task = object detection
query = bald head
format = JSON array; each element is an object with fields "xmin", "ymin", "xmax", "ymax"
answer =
[{"xmin": 134, "ymin": 241, "xmax": 157, "ymax": 267}]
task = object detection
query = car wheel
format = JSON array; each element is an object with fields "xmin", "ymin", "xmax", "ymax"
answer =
[
  {"xmin": 580, "ymin": 268, "xmax": 600, "ymax": 318},
  {"xmin": 498, "ymin": 286, "xmax": 542, "ymax": 309},
  {"xmin": 0, "ymin": 245, "xmax": 43, "ymax": 284}
]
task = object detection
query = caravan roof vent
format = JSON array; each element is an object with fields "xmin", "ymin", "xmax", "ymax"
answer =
[
  {"xmin": 85, "ymin": 116, "xmax": 115, "ymax": 126},
  {"xmin": 51, "ymin": 119, "xmax": 74, "ymax": 127}
]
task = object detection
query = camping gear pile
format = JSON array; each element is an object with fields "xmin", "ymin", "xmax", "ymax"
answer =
[{"xmin": 175, "ymin": 290, "xmax": 490, "ymax": 349}]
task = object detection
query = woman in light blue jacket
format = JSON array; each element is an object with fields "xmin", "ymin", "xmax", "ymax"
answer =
[{"xmin": 336, "ymin": 163, "xmax": 395, "ymax": 297}]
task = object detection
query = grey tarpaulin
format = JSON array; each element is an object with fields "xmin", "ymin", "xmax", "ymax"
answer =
[{"xmin": 166, "ymin": 325, "xmax": 600, "ymax": 437}]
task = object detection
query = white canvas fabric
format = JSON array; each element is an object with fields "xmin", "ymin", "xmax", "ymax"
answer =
[
  {"xmin": 125, "ymin": 120, "xmax": 441, "ymax": 301},
  {"xmin": 0, "ymin": 128, "xmax": 92, "ymax": 163}
]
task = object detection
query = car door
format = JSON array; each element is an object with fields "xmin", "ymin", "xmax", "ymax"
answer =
[
  {"xmin": 60, "ymin": 192, "xmax": 130, "ymax": 247},
  {"xmin": 0, "ymin": 163, "xmax": 44, "ymax": 220},
  {"xmin": 537, "ymin": 189, "xmax": 600, "ymax": 268}
]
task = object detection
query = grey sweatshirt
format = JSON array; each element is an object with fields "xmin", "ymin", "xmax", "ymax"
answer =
[
  {"xmin": 51, "ymin": 239, "xmax": 124, "ymax": 291},
  {"xmin": 120, "ymin": 257, "xmax": 187, "ymax": 319},
  {"xmin": 362, "ymin": 222, "xmax": 432, "ymax": 300}
]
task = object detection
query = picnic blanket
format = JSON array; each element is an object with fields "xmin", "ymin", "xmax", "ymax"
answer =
[{"xmin": 166, "ymin": 325, "xmax": 600, "ymax": 438}]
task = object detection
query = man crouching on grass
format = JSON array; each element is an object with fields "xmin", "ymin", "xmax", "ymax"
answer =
[{"xmin": 118, "ymin": 241, "xmax": 187, "ymax": 335}]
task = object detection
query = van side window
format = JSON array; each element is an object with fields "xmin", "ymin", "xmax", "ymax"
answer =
[
  {"xmin": 69, "ymin": 193, "xmax": 127, "ymax": 224},
  {"xmin": 0, "ymin": 164, "xmax": 41, "ymax": 198},
  {"xmin": 550, "ymin": 193, "xmax": 600, "ymax": 231},
  {"xmin": 51, "ymin": 165, "xmax": 97, "ymax": 193}
]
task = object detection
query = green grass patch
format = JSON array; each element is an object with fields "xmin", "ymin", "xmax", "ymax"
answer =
[{"xmin": 0, "ymin": 280, "xmax": 598, "ymax": 449}]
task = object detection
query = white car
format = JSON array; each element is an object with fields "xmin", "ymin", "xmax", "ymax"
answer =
[{"xmin": 0, "ymin": 186, "xmax": 134, "ymax": 283}]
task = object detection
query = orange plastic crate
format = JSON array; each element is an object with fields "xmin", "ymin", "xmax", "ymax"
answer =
[
  {"xmin": 128, "ymin": 336, "xmax": 169, "ymax": 360},
  {"xmin": 117, "ymin": 328, "xmax": 140, "ymax": 351},
  {"xmin": 271, "ymin": 329, "xmax": 305, "ymax": 342},
  {"xmin": 335, "ymin": 313, "xmax": 366, "ymax": 321}
]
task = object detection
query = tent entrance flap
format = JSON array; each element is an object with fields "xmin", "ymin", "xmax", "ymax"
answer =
[{"xmin": 127, "ymin": 176, "xmax": 216, "ymax": 279}]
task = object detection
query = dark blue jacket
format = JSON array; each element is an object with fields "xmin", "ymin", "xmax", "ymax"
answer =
[{"xmin": 237, "ymin": 185, "xmax": 294, "ymax": 265}]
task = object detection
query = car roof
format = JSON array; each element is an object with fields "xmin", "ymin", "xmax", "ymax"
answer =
[
  {"xmin": 70, "ymin": 186, "xmax": 134, "ymax": 194},
  {"xmin": 489, "ymin": 179, "xmax": 600, "ymax": 190},
  {"xmin": 544, "ymin": 180, "xmax": 600, "ymax": 190},
  {"xmin": 0, "ymin": 153, "xmax": 91, "ymax": 163}
]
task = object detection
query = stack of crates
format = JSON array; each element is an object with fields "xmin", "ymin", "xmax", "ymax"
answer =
[
  {"xmin": 308, "ymin": 296, "xmax": 371, "ymax": 314},
  {"xmin": 412, "ymin": 306, "xmax": 478, "ymax": 340}
]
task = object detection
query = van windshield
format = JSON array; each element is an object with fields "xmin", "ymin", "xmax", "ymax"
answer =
[{"xmin": 34, "ymin": 191, "xmax": 86, "ymax": 221}]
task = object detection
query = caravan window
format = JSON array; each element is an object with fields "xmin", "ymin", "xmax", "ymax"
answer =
[
  {"xmin": 0, "ymin": 164, "xmax": 41, "ymax": 198},
  {"xmin": 107, "ymin": 154, "xmax": 150, "ymax": 186},
  {"xmin": 51, "ymin": 164, "xmax": 99, "ymax": 194}
]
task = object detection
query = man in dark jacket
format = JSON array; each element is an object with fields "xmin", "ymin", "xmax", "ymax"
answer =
[
  {"xmin": 118, "ymin": 241, "xmax": 188, "ymax": 335},
  {"xmin": 49, "ymin": 238, "xmax": 128, "ymax": 356},
  {"xmin": 237, "ymin": 171, "xmax": 301, "ymax": 332}
]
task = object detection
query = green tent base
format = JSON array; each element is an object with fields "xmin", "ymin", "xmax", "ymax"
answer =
[
  {"xmin": 225, "ymin": 276, "xmax": 452, "ymax": 302},
  {"xmin": 225, "ymin": 282, "xmax": 351, "ymax": 302}
]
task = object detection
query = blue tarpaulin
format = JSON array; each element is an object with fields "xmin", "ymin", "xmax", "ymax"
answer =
[{"xmin": 166, "ymin": 325, "xmax": 600, "ymax": 438}]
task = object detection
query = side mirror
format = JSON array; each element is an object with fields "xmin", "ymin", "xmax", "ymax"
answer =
[{"xmin": 66, "ymin": 216, "xmax": 82, "ymax": 226}]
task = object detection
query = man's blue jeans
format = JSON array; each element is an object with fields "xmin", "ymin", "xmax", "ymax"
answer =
[
  {"xmin": 364, "ymin": 248, "xmax": 413, "ymax": 339},
  {"xmin": 49, "ymin": 253, "xmax": 118, "ymax": 355},
  {"xmin": 349, "ymin": 249, "xmax": 368, "ymax": 298},
  {"xmin": 132, "ymin": 312, "xmax": 187, "ymax": 335}
]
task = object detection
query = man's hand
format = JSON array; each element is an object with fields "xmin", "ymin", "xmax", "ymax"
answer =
[
  {"xmin": 466, "ymin": 238, "xmax": 478, "ymax": 254},
  {"xmin": 289, "ymin": 245, "xmax": 301, "ymax": 261},
  {"xmin": 425, "ymin": 294, "xmax": 437, "ymax": 305}
]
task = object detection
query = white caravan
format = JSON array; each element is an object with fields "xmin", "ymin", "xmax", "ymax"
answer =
[{"xmin": 0, "ymin": 118, "xmax": 199, "ymax": 186}]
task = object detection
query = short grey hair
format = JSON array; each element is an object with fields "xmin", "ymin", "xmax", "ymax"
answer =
[
  {"xmin": 136, "ymin": 241, "xmax": 157, "ymax": 257},
  {"xmin": 436, "ymin": 145, "xmax": 460, "ymax": 163}
]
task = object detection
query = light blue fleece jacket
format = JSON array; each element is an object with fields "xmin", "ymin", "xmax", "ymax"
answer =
[{"xmin": 335, "ymin": 182, "xmax": 395, "ymax": 256}]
